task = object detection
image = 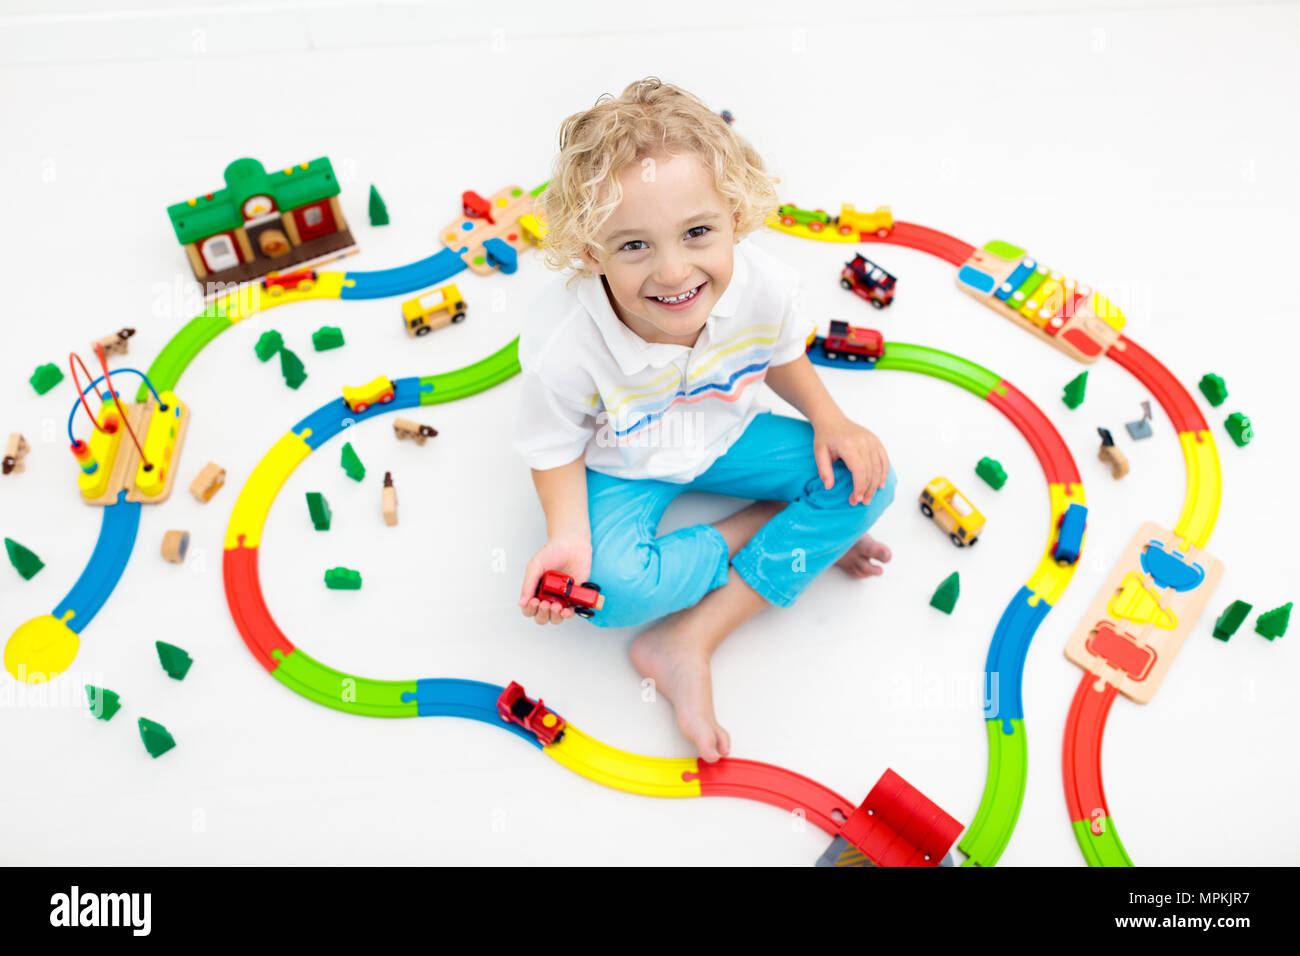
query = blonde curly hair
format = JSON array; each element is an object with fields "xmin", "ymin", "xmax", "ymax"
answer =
[{"xmin": 538, "ymin": 77, "xmax": 779, "ymax": 276}]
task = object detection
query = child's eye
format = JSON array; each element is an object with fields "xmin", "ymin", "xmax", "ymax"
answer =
[
  {"xmin": 619, "ymin": 240, "xmax": 647, "ymax": 252},
  {"xmin": 686, "ymin": 225, "xmax": 711, "ymax": 239}
]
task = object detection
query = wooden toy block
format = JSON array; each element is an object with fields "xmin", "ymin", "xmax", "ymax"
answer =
[
  {"xmin": 161, "ymin": 530, "xmax": 190, "ymax": 564},
  {"xmin": 3, "ymin": 433, "xmax": 30, "ymax": 475},
  {"xmin": 1064, "ymin": 523, "xmax": 1223, "ymax": 703},
  {"xmin": 190, "ymin": 463, "xmax": 226, "ymax": 503},
  {"xmin": 382, "ymin": 472, "xmax": 398, "ymax": 527}
]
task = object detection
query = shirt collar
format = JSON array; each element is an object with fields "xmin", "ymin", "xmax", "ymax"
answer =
[{"xmin": 579, "ymin": 242, "xmax": 751, "ymax": 376}]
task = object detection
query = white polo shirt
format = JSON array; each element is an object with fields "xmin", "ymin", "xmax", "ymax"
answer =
[{"xmin": 512, "ymin": 238, "xmax": 815, "ymax": 482}]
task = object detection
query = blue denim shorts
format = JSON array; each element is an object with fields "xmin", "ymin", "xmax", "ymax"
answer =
[{"xmin": 585, "ymin": 412, "xmax": 897, "ymax": 628}]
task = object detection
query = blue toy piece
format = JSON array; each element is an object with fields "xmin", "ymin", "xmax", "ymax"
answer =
[
  {"xmin": 1140, "ymin": 540, "xmax": 1206, "ymax": 592},
  {"xmin": 1053, "ymin": 503, "xmax": 1087, "ymax": 566},
  {"xmin": 483, "ymin": 237, "xmax": 518, "ymax": 275}
]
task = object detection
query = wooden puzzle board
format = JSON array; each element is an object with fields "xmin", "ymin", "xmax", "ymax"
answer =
[{"xmin": 437, "ymin": 185, "xmax": 536, "ymax": 275}]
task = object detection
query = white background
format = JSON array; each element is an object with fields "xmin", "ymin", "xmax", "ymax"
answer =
[{"xmin": 1, "ymin": 0, "xmax": 1296, "ymax": 866}]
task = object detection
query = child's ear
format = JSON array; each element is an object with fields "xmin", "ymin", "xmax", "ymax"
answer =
[
  {"xmin": 732, "ymin": 210, "xmax": 741, "ymax": 240},
  {"xmin": 580, "ymin": 246, "xmax": 605, "ymax": 275}
]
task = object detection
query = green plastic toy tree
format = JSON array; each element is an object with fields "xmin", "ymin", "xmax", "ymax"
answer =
[
  {"xmin": 1213, "ymin": 600, "xmax": 1252, "ymax": 641},
  {"xmin": 5, "ymin": 537, "xmax": 44, "ymax": 580},
  {"xmin": 255, "ymin": 330, "xmax": 283, "ymax": 362},
  {"xmin": 1062, "ymin": 372, "xmax": 1088, "ymax": 410},
  {"xmin": 138, "ymin": 717, "xmax": 176, "ymax": 758},
  {"xmin": 369, "ymin": 185, "xmax": 389, "ymax": 226},
  {"xmin": 976, "ymin": 456, "xmax": 1007, "ymax": 490},
  {"xmin": 280, "ymin": 347, "xmax": 307, "ymax": 389},
  {"xmin": 306, "ymin": 492, "xmax": 332, "ymax": 530},
  {"xmin": 341, "ymin": 442, "xmax": 365, "ymax": 481},
  {"xmin": 155, "ymin": 641, "xmax": 193, "ymax": 680},
  {"xmin": 1255, "ymin": 603, "xmax": 1291, "ymax": 641},
  {"xmin": 930, "ymin": 572, "xmax": 960, "ymax": 614},
  {"xmin": 85, "ymin": 685, "xmax": 121, "ymax": 721}
]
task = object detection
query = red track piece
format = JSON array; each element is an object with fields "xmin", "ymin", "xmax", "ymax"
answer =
[
  {"xmin": 692, "ymin": 758, "xmax": 856, "ymax": 837},
  {"xmin": 837, "ymin": 769, "xmax": 963, "ymax": 866},
  {"xmin": 223, "ymin": 542, "xmax": 296, "ymax": 673},
  {"xmin": 858, "ymin": 220, "xmax": 975, "ymax": 267},
  {"xmin": 986, "ymin": 379, "xmax": 1082, "ymax": 487},
  {"xmin": 1106, "ymin": 335, "xmax": 1208, "ymax": 435},
  {"xmin": 1063, "ymin": 673, "xmax": 1119, "ymax": 826}
]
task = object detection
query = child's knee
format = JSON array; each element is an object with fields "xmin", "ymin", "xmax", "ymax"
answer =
[{"xmin": 585, "ymin": 548, "xmax": 658, "ymax": 628}]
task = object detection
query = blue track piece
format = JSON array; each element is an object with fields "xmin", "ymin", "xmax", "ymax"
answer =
[
  {"xmin": 805, "ymin": 339, "xmax": 880, "ymax": 370},
  {"xmin": 53, "ymin": 491, "xmax": 141, "ymax": 634},
  {"xmin": 340, "ymin": 248, "xmax": 466, "ymax": 300},
  {"xmin": 403, "ymin": 678, "xmax": 542, "ymax": 748},
  {"xmin": 984, "ymin": 586, "xmax": 1051, "ymax": 731},
  {"xmin": 294, "ymin": 377, "xmax": 424, "ymax": 449}
]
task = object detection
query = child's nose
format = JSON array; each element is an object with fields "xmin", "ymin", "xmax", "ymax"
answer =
[{"xmin": 652, "ymin": 251, "xmax": 693, "ymax": 289}]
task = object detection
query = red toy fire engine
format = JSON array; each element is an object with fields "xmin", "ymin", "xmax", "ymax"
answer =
[
  {"xmin": 497, "ymin": 681, "xmax": 567, "ymax": 746},
  {"xmin": 534, "ymin": 570, "xmax": 605, "ymax": 618},
  {"xmin": 821, "ymin": 320, "xmax": 884, "ymax": 363},
  {"xmin": 840, "ymin": 253, "xmax": 897, "ymax": 309}
]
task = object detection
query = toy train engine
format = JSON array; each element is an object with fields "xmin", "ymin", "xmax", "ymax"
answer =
[
  {"xmin": 534, "ymin": 570, "xmax": 604, "ymax": 618},
  {"xmin": 841, "ymin": 254, "xmax": 896, "ymax": 309},
  {"xmin": 497, "ymin": 681, "xmax": 566, "ymax": 746},
  {"xmin": 1053, "ymin": 503, "xmax": 1088, "ymax": 566},
  {"xmin": 822, "ymin": 320, "xmax": 884, "ymax": 363},
  {"xmin": 262, "ymin": 269, "xmax": 318, "ymax": 296}
]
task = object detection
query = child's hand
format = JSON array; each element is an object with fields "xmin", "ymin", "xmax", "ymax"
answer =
[
  {"xmin": 518, "ymin": 535, "xmax": 594, "ymax": 626},
  {"xmin": 812, "ymin": 413, "xmax": 891, "ymax": 506}
]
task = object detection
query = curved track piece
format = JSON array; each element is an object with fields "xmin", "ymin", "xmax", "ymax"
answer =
[
  {"xmin": 693, "ymin": 758, "xmax": 856, "ymax": 836},
  {"xmin": 858, "ymin": 221, "xmax": 976, "ymax": 266},
  {"xmin": 340, "ymin": 248, "xmax": 466, "ymax": 300},
  {"xmin": 1063, "ymin": 674, "xmax": 1131, "ymax": 866},
  {"xmin": 53, "ymin": 492, "xmax": 142, "ymax": 632}
]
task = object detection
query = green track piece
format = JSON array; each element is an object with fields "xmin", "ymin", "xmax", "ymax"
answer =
[
  {"xmin": 976, "ymin": 456, "xmax": 1007, "ymax": 490},
  {"xmin": 269, "ymin": 647, "xmax": 419, "ymax": 718},
  {"xmin": 306, "ymin": 492, "xmax": 332, "ymax": 530},
  {"xmin": 29, "ymin": 362, "xmax": 64, "ymax": 395},
  {"xmin": 960, "ymin": 718, "xmax": 1028, "ymax": 866},
  {"xmin": 982, "ymin": 240, "xmax": 1025, "ymax": 260},
  {"xmin": 1062, "ymin": 371, "xmax": 1088, "ymax": 409},
  {"xmin": 85, "ymin": 685, "xmax": 121, "ymax": 721},
  {"xmin": 1198, "ymin": 373, "xmax": 1228, "ymax": 407},
  {"xmin": 1255, "ymin": 602, "xmax": 1291, "ymax": 640},
  {"xmin": 418, "ymin": 338, "xmax": 522, "ymax": 405},
  {"xmin": 368, "ymin": 185, "xmax": 389, "ymax": 226},
  {"xmin": 311, "ymin": 326, "xmax": 344, "ymax": 351},
  {"xmin": 1213, "ymin": 600, "xmax": 1252, "ymax": 641},
  {"xmin": 138, "ymin": 717, "xmax": 175, "ymax": 758},
  {"xmin": 155, "ymin": 641, "xmax": 193, "ymax": 680},
  {"xmin": 325, "ymin": 566, "xmax": 361, "ymax": 590},
  {"xmin": 280, "ymin": 347, "xmax": 307, "ymax": 389},
  {"xmin": 1071, "ymin": 818, "xmax": 1133, "ymax": 867},
  {"xmin": 1224, "ymin": 412, "xmax": 1252, "ymax": 447},
  {"xmin": 254, "ymin": 329, "xmax": 283, "ymax": 361},
  {"xmin": 340, "ymin": 442, "xmax": 365, "ymax": 481},
  {"xmin": 136, "ymin": 307, "xmax": 234, "ymax": 399},
  {"xmin": 4, "ymin": 537, "xmax": 43, "ymax": 580},
  {"xmin": 930, "ymin": 572, "xmax": 960, "ymax": 614},
  {"xmin": 874, "ymin": 342, "xmax": 1003, "ymax": 400}
]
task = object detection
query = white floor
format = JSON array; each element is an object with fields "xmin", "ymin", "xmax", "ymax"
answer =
[{"xmin": 1, "ymin": 0, "xmax": 1297, "ymax": 866}]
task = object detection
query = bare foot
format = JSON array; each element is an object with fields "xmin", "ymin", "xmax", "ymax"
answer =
[
  {"xmin": 836, "ymin": 534, "xmax": 892, "ymax": 578},
  {"xmin": 630, "ymin": 623, "xmax": 731, "ymax": 763}
]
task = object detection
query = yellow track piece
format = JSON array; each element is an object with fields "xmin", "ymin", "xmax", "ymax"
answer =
[
  {"xmin": 544, "ymin": 724, "xmax": 701, "ymax": 797},
  {"xmin": 1174, "ymin": 430, "xmax": 1221, "ymax": 549},
  {"xmin": 224, "ymin": 430, "xmax": 312, "ymax": 549}
]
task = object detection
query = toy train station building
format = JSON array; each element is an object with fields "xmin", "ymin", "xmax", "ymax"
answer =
[{"xmin": 167, "ymin": 157, "xmax": 357, "ymax": 291}]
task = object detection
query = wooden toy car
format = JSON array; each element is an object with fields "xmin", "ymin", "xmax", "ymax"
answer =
[
  {"xmin": 342, "ymin": 376, "xmax": 396, "ymax": 413},
  {"xmin": 401, "ymin": 284, "xmax": 467, "ymax": 337},
  {"xmin": 835, "ymin": 204, "xmax": 893, "ymax": 237},
  {"xmin": 920, "ymin": 476, "xmax": 985, "ymax": 547},
  {"xmin": 496, "ymin": 681, "xmax": 566, "ymax": 746},
  {"xmin": 393, "ymin": 418, "xmax": 438, "ymax": 445},
  {"xmin": 190, "ymin": 462, "xmax": 226, "ymax": 503},
  {"xmin": 262, "ymin": 269, "xmax": 318, "ymax": 296},
  {"xmin": 841, "ymin": 254, "xmax": 896, "ymax": 309},
  {"xmin": 1053, "ymin": 503, "xmax": 1087, "ymax": 566},
  {"xmin": 534, "ymin": 570, "xmax": 605, "ymax": 618},
  {"xmin": 777, "ymin": 204, "xmax": 831, "ymax": 232},
  {"xmin": 822, "ymin": 320, "xmax": 884, "ymax": 363},
  {"xmin": 3, "ymin": 433, "xmax": 30, "ymax": 475},
  {"xmin": 96, "ymin": 327, "xmax": 136, "ymax": 357}
]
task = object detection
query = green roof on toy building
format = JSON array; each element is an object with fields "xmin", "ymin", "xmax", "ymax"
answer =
[{"xmin": 166, "ymin": 157, "xmax": 342, "ymax": 245}]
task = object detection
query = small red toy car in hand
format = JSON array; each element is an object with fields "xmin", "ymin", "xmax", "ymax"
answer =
[
  {"xmin": 534, "ymin": 570, "xmax": 605, "ymax": 618},
  {"xmin": 497, "ymin": 681, "xmax": 566, "ymax": 746}
]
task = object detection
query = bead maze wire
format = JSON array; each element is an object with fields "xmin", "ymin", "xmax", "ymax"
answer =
[{"xmin": 66, "ymin": 345, "xmax": 162, "ymax": 467}]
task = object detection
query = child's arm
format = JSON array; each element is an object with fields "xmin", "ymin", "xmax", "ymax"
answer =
[
  {"xmin": 766, "ymin": 355, "xmax": 891, "ymax": 506},
  {"xmin": 518, "ymin": 457, "xmax": 594, "ymax": 625}
]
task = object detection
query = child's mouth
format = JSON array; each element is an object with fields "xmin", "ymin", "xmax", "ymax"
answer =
[{"xmin": 648, "ymin": 283, "xmax": 705, "ymax": 311}]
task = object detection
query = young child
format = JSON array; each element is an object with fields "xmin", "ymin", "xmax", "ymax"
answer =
[{"xmin": 513, "ymin": 78, "xmax": 896, "ymax": 763}]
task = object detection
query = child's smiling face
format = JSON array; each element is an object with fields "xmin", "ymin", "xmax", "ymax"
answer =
[{"xmin": 582, "ymin": 152, "xmax": 739, "ymax": 348}]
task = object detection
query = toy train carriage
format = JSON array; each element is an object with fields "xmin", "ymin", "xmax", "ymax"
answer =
[
  {"xmin": 497, "ymin": 681, "xmax": 566, "ymax": 746},
  {"xmin": 342, "ymin": 376, "xmax": 396, "ymax": 414},
  {"xmin": 776, "ymin": 203, "xmax": 893, "ymax": 239},
  {"xmin": 955, "ymin": 240, "xmax": 1125, "ymax": 363},
  {"xmin": 822, "ymin": 320, "xmax": 884, "ymax": 363}
]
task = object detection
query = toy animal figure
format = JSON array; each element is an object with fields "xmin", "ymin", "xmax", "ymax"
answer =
[
  {"xmin": 393, "ymin": 418, "xmax": 438, "ymax": 445},
  {"xmin": 96, "ymin": 328, "xmax": 136, "ymax": 357},
  {"xmin": 3, "ymin": 433, "xmax": 30, "ymax": 475},
  {"xmin": 1097, "ymin": 427, "xmax": 1129, "ymax": 479}
]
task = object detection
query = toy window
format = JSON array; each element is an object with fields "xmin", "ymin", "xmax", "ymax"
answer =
[
  {"xmin": 950, "ymin": 492, "xmax": 974, "ymax": 517},
  {"xmin": 303, "ymin": 207, "xmax": 323, "ymax": 227},
  {"xmin": 200, "ymin": 235, "xmax": 238, "ymax": 271}
]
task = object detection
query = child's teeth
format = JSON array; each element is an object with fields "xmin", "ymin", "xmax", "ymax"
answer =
[{"xmin": 658, "ymin": 286, "xmax": 697, "ymax": 303}]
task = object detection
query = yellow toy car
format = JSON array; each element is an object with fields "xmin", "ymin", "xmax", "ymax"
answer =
[
  {"xmin": 920, "ymin": 476, "xmax": 985, "ymax": 547},
  {"xmin": 836, "ymin": 204, "xmax": 894, "ymax": 238},
  {"xmin": 401, "ymin": 283, "xmax": 466, "ymax": 338},
  {"xmin": 342, "ymin": 376, "xmax": 396, "ymax": 413}
]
